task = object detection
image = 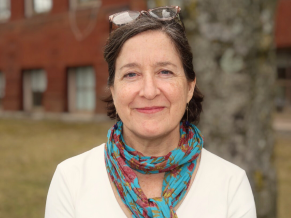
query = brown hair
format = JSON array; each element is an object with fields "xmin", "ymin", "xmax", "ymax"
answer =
[{"xmin": 103, "ymin": 16, "xmax": 203, "ymax": 124}]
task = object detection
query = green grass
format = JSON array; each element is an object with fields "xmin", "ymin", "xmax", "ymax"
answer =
[
  {"xmin": 0, "ymin": 118, "xmax": 290, "ymax": 217},
  {"xmin": 275, "ymin": 131, "xmax": 291, "ymax": 218},
  {"xmin": 0, "ymin": 118, "xmax": 114, "ymax": 218}
]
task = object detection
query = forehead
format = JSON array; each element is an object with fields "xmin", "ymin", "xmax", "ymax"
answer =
[{"xmin": 116, "ymin": 30, "xmax": 182, "ymax": 67}]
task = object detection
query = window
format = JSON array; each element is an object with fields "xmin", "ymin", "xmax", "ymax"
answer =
[
  {"xmin": 0, "ymin": 0, "xmax": 10, "ymax": 21},
  {"xmin": 79, "ymin": 0, "xmax": 96, "ymax": 3},
  {"xmin": 68, "ymin": 66, "xmax": 96, "ymax": 113},
  {"xmin": 31, "ymin": 70, "xmax": 47, "ymax": 106},
  {"xmin": 25, "ymin": 0, "xmax": 52, "ymax": 17},
  {"xmin": 277, "ymin": 67, "xmax": 287, "ymax": 80},
  {"xmin": 0, "ymin": 72, "xmax": 5, "ymax": 107},
  {"xmin": 277, "ymin": 66, "xmax": 291, "ymax": 80},
  {"xmin": 70, "ymin": 0, "xmax": 101, "ymax": 9},
  {"xmin": 275, "ymin": 86, "xmax": 286, "ymax": 112},
  {"xmin": 275, "ymin": 66, "xmax": 291, "ymax": 111},
  {"xmin": 23, "ymin": 69, "xmax": 47, "ymax": 111},
  {"xmin": 34, "ymin": 0, "xmax": 52, "ymax": 13}
]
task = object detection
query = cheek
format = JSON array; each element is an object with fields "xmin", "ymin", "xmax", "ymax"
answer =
[
  {"xmin": 114, "ymin": 84, "xmax": 136, "ymax": 107},
  {"xmin": 165, "ymin": 81, "xmax": 189, "ymax": 104}
]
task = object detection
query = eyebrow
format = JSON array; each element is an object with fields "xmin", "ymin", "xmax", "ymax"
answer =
[
  {"xmin": 153, "ymin": 61, "xmax": 177, "ymax": 68},
  {"xmin": 119, "ymin": 61, "xmax": 177, "ymax": 71},
  {"xmin": 119, "ymin": 63, "xmax": 140, "ymax": 71}
]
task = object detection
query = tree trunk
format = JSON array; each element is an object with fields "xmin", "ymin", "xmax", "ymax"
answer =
[{"xmin": 149, "ymin": 0, "xmax": 277, "ymax": 217}]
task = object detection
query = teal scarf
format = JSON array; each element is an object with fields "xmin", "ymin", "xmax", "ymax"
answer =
[{"xmin": 105, "ymin": 121, "xmax": 203, "ymax": 217}]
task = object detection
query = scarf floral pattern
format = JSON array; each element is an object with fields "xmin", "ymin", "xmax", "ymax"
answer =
[{"xmin": 105, "ymin": 121, "xmax": 203, "ymax": 217}]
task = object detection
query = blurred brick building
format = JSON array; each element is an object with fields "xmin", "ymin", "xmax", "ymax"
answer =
[
  {"xmin": 275, "ymin": 0, "xmax": 291, "ymax": 110},
  {"xmin": 0, "ymin": 0, "xmax": 290, "ymax": 116},
  {"xmin": 0, "ymin": 0, "xmax": 146, "ymax": 115}
]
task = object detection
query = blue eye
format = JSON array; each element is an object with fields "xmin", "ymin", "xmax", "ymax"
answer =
[
  {"xmin": 124, "ymin": 73, "xmax": 137, "ymax": 78},
  {"xmin": 160, "ymin": 70, "xmax": 172, "ymax": 75}
]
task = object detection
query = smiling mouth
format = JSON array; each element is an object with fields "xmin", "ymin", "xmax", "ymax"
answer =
[{"xmin": 135, "ymin": 107, "xmax": 165, "ymax": 114}]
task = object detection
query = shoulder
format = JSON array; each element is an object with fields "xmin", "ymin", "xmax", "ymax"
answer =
[
  {"xmin": 51, "ymin": 143, "xmax": 106, "ymax": 201},
  {"xmin": 198, "ymin": 148, "xmax": 252, "ymax": 201},
  {"xmin": 59, "ymin": 143, "xmax": 105, "ymax": 166},
  {"xmin": 197, "ymin": 148, "xmax": 256, "ymax": 216},
  {"xmin": 178, "ymin": 148, "xmax": 256, "ymax": 217},
  {"xmin": 56, "ymin": 143, "xmax": 105, "ymax": 178},
  {"xmin": 200, "ymin": 148, "xmax": 245, "ymax": 177},
  {"xmin": 45, "ymin": 143, "xmax": 109, "ymax": 218}
]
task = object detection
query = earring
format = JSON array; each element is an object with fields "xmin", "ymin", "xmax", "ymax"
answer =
[
  {"xmin": 114, "ymin": 111, "xmax": 118, "ymax": 129},
  {"xmin": 186, "ymin": 103, "xmax": 189, "ymax": 126}
]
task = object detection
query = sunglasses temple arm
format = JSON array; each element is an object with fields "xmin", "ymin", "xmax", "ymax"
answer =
[
  {"xmin": 109, "ymin": 22, "xmax": 113, "ymax": 33},
  {"xmin": 178, "ymin": 13, "xmax": 185, "ymax": 30}
]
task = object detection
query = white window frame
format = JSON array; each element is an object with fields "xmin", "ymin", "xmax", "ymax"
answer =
[
  {"xmin": 67, "ymin": 66, "xmax": 96, "ymax": 113},
  {"xmin": 0, "ymin": 0, "xmax": 11, "ymax": 22},
  {"xmin": 70, "ymin": 0, "xmax": 101, "ymax": 10},
  {"xmin": 25, "ymin": 0, "xmax": 53, "ymax": 17},
  {"xmin": 23, "ymin": 69, "xmax": 47, "ymax": 112}
]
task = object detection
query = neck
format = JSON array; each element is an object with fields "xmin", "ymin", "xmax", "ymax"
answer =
[{"xmin": 122, "ymin": 124, "xmax": 180, "ymax": 157}]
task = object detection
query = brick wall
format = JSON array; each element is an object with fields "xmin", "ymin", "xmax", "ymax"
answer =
[
  {"xmin": 275, "ymin": 0, "xmax": 291, "ymax": 48},
  {"xmin": 0, "ymin": 0, "xmax": 147, "ymax": 113}
]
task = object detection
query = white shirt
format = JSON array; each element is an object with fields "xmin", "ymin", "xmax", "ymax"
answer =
[{"xmin": 45, "ymin": 144, "xmax": 256, "ymax": 218}]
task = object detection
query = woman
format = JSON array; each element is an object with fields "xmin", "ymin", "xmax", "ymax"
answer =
[{"xmin": 45, "ymin": 6, "xmax": 256, "ymax": 218}]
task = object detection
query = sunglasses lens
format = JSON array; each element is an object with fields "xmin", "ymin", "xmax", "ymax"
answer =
[
  {"xmin": 112, "ymin": 11, "xmax": 140, "ymax": 25},
  {"xmin": 149, "ymin": 7, "xmax": 177, "ymax": 19}
]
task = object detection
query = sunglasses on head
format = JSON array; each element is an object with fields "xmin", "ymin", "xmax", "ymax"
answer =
[{"xmin": 109, "ymin": 6, "xmax": 184, "ymax": 32}]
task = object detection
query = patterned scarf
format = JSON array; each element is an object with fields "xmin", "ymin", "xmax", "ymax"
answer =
[{"xmin": 105, "ymin": 121, "xmax": 203, "ymax": 218}]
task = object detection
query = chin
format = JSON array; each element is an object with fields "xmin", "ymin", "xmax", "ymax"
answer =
[{"xmin": 133, "ymin": 119, "xmax": 173, "ymax": 139}]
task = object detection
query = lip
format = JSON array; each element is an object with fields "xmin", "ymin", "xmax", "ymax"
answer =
[{"xmin": 135, "ymin": 106, "xmax": 165, "ymax": 114}]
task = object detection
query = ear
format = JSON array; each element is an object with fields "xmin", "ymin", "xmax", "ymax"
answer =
[
  {"xmin": 110, "ymin": 86, "xmax": 115, "ymax": 101},
  {"xmin": 187, "ymin": 78, "xmax": 196, "ymax": 103}
]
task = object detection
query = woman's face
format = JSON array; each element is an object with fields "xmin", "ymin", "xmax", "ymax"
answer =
[{"xmin": 110, "ymin": 30, "xmax": 195, "ymax": 140}]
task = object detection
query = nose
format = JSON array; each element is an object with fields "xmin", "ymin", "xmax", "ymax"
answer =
[{"xmin": 139, "ymin": 74, "xmax": 160, "ymax": 100}]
